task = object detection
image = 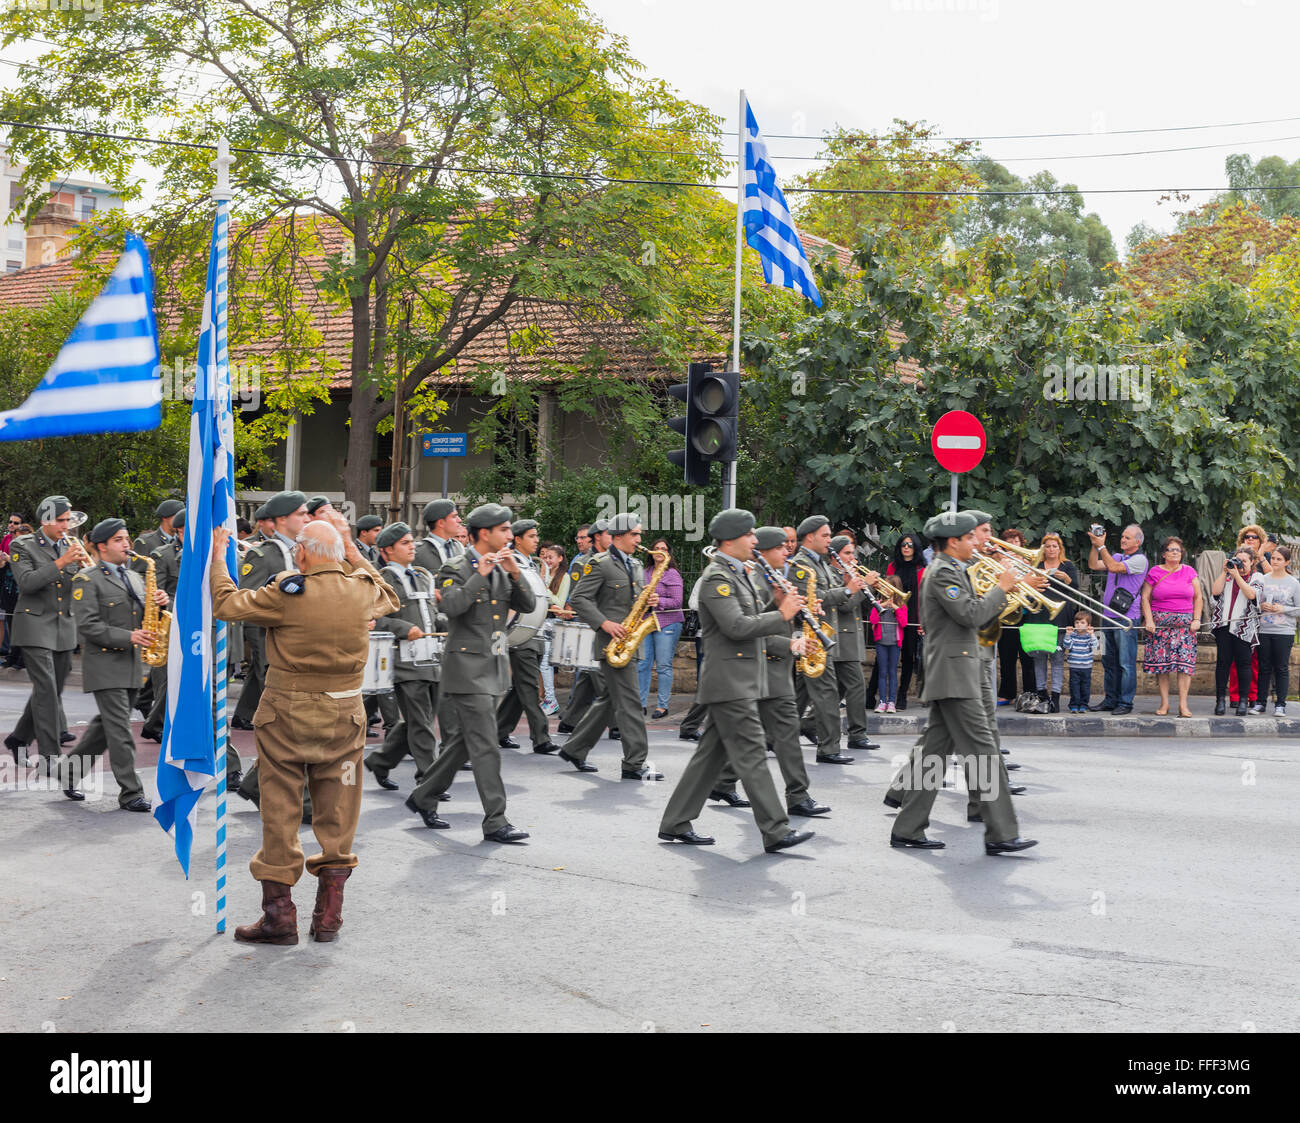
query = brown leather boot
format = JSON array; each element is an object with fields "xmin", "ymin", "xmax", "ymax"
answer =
[
  {"xmin": 234, "ymin": 881, "xmax": 298, "ymax": 945},
  {"xmin": 309, "ymin": 867, "xmax": 351, "ymax": 942}
]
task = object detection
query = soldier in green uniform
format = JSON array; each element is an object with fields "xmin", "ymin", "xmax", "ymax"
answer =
[
  {"xmin": 556, "ymin": 517, "xmax": 610, "ymax": 734},
  {"xmin": 355, "ymin": 514, "xmax": 383, "ymax": 565},
  {"xmin": 354, "ymin": 515, "xmax": 399, "ymax": 737},
  {"xmin": 658, "ymin": 509, "xmax": 815, "ymax": 854},
  {"xmin": 403, "ymin": 503, "xmax": 536, "ymax": 842},
  {"xmin": 413, "ymin": 499, "xmax": 464, "ymax": 574},
  {"xmin": 707, "ymin": 526, "xmax": 831, "ymax": 818},
  {"xmin": 555, "ymin": 513, "xmax": 660, "ymax": 779},
  {"xmin": 4, "ymin": 496, "xmax": 83, "ymax": 770},
  {"xmin": 888, "ymin": 510, "xmax": 1038, "ymax": 855},
  {"xmin": 790, "ymin": 515, "xmax": 861, "ymax": 764},
  {"xmin": 140, "ymin": 508, "xmax": 184, "ymax": 744},
  {"xmin": 828, "ymin": 534, "xmax": 882, "ymax": 752},
  {"xmin": 131, "ymin": 499, "xmax": 184, "ymax": 719},
  {"xmin": 495, "ymin": 519, "xmax": 559, "ymax": 754},
  {"xmin": 63, "ymin": 518, "xmax": 171, "ymax": 808},
  {"xmin": 363, "ymin": 522, "xmax": 447, "ymax": 789}
]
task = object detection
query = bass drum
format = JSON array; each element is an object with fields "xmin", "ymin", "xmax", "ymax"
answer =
[{"xmin": 506, "ymin": 557, "xmax": 550, "ymax": 646}]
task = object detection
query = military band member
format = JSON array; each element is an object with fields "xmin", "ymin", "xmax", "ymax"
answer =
[
  {"xmin": 413, "ymin": 499, "xmax": 464, "ymax": 575},
  {"xmin": 130, "ymin": 498, "xmax": 184, "ymax": 719},
  {"xmin": 556, "ymin": 513, "xmax": 660, "ymax": 779},
  {"xmin": 354, "ymin": 515, "xmax": 398, "ymax": 736},
  {"xmin": 556, "ymin": 517, "xmax": 610, "ymax": 734},
  {"xmin": 403, "ymin": 503, "xmax": 536, "ymax": 841},
  {"xmin": 790, "ymin": 515, "xmax": 860, "ymax": 764},
  {"xmin": 363, "ymin": 522, "xmax": 447, "ymax": 790},
  {"xmin": 62, "ymin": 519, "xmax": 170, "ymax": 808},
  {"xmin": 708, "ymin": 526, "xmax": 831, "ymax": 818},
  {"xmin": 355, "ymin": 515, "xmax": 384, "ymax": 564},
  {"xmin": 140, "ymin": 508, "xmax": 185, "ymax": 743},
  {"xmin": 829, "ymin": 534, "xmax": 881, "ymax": 753},
  {"xmin": 211, "ymin": 514, "xmax": 400, "ymax": 944},
  {"xmin": 305, "ymin": 496, "xmax": 334, "ymax": 519},
  {"xmin": 495, "ymin": 519, "xmax": 559, "ymax": 754},
  {"xmin": 658, "ymin": 509, "xmax": 815, "ymax": 854},
  {"xmin": 4, "ymin": 496, "xmax": 84, "ymax": 770},
  {"xmin": 887, "ymin": 510, "xmax": 1038, "ymax": 855}
]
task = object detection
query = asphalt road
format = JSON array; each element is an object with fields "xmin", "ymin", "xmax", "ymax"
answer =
[{"xmin": 2, "ymin": 674, "xmax": 1295, "ymax": 1033}]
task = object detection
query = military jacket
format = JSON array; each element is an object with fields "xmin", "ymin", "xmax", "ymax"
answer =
[
  {"xmin": 131, "ymin": 527, "xmax": 170, "ymax": 575},
  {"xmin": 413, "ymin": 534, "xmax": 461, "ymax": 577},
  {"xmin": 436, "ymin": 550, "xmax": 536, "ymax": 695},
  {"xmin": 8, "ymin": 530, "xmax": 83, "ymax": 650},
  {"xmin": 919, "ymin": 550, "xmax": 1008, "ymax": 703},
  {"xmin": 696, "ymin": 556, "xmax": 789, "ymax": 705},
  {"xmin": 569, "ymin": 549, "xmax": 645, "ymax": 660},
  {"xmin": 150, "ymin": 538, "xmax": 183, "ymax": 600},
  {"xmin": 788, "ymin": 546, "xmax": 851, "ymax": 635},
  {"xmin": 358, "ymin": 542, "xmax": 381, "ymax": 565},
  {"xmin": 373, "ymin": 563, "xmax": 448, "ymax": 683},
  {"xmin": 827, "ymin": 566, "xmax": 867, "ymax": 662},
  {"xmin": 72, "ymin": 561, "xmax": 148, "ymax": 692},
  {"xmin": 754, "ymin": 571, "xmax": 797, "ymax": 701},
  {"xmin": 211, "ymin": 552, "xmax": 399, "ymax": 693}
]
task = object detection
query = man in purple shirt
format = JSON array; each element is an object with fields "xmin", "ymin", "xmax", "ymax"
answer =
[{"xmin": 1087, "ymin": 523, "xmax": 1148, "ymax": 714}]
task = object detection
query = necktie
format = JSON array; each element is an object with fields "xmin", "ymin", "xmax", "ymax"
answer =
[
  {"xmin": 118, "ymin": 566, "xmax": 141, "ymax": 606},
  {"xmin": 54, "ymin": 538, "xmax": 65, "ymax": 558},
  {"xmin": 405, "ymin": 570, "xmax": 418, "ymax": 593}
]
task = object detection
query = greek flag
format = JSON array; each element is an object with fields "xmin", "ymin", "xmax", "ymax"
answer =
[
  {"xmin": 742, "ymin": 99, "xmax": 822, "ymax": 307},
  {"xmin": 154, "ymin": 209, "xmax": 236, "ymax": 877},
  {"xmin": 0, "ymin": 233, "xmax": 161, "ymax": 441}
]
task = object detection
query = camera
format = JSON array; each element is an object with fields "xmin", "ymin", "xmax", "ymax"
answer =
[
  {"xmin": 1226, "ymin": 557, "xmax": 1242, "ymax": 571},
  {"xmin": 1089, "ymin": 523, "xmax": 1104, "ymax": 538}
]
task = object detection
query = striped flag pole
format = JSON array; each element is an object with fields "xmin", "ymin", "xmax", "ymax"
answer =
[{"xmin": 728, "ymin": 87, "xmax": 745, "ymax": 510}]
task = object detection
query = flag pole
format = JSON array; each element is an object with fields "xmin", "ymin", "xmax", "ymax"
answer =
[
  {"xmin": 211, "ymin": 136, "xmax": 233, "ymax": 936},
  {"xmin": 728, "ymin": 88, "xmax": 744, "ymax": 510}
]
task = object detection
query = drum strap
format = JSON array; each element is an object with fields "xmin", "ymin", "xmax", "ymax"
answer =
[{"xmin": 385, "ymin": 564, "xmax": 436, "ymax": 636}]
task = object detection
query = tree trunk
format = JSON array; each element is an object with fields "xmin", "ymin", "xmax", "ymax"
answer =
[{"xmin": 343, "ymin": 385, "xmax": 380, "ymax": 519}]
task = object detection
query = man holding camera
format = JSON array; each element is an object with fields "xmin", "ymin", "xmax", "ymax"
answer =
[{"xmin": 1087, "ymin": 523, "xmax": 1148, "ymax": 715}]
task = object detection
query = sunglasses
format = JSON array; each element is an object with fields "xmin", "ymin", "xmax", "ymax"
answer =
[{"xmin": 1244, "ymin": 534, "xmax": 1260, "ymax": 540}]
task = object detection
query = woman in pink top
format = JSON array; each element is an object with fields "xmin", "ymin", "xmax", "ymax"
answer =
[{"xmin": 1140, "ymin": 536, "xmax": 1203, "ymax": 717}]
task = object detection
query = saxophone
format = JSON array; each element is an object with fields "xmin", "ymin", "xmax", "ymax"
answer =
[
  {"xmin": 605, "ymin": 546, "xmax": 670, "ymax": 668},
  {"xmin": 796, "ymin": 568, "xmax": 832, "ymax": 679},
  {"xmin": 130, "ymin": 551, "xmax": 171, "ymax": 668}
]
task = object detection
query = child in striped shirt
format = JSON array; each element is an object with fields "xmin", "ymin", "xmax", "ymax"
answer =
[{"xmin": 1064, "ymin": 611, "xmax": 1101, "ymax": 713}]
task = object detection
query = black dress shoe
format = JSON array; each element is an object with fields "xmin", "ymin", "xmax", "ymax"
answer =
[
  {"xmin": 141, "ymin": 730, "xmax": 162, "ymax": 743},
  {"xmin": 63, "ymin": 786, "xmax": 86, "ymax": 801},
  {"xmin": 499, "ymin": 736, "xmax": 520, "ymax": 749},
  {"xmin": 532, "ymin": 741, "xmax": 560, "ymax": 754},
  {"xmin": 5, "ymin": 734, "xmax": 31, "ymax": 766},
  {"xmin": 882, "ymin": 794, "xmax": 902, "ymax": 809},
  {"xmin": 365, "ymin": 757, "xmax": 399, "ymax": 790},
  {"xmin": 999, "ymin": 747, "xmax": 1011, "ymax": 754},
  {"xmin": 230, "ymin": 716, "xmax": 255, "ymax": 731},
  {"xmin": 709, "ymin": 789, "xmax": 750, "ymax": 807},
  {"xmin": 60, "ymin": 731, "xmax": 75, "ymax": 745},
  {"xmin": 816, "ymin": 752, "xmax": 856, "ymax": 764},
  {"xmin": 846, "ymin": 738, "xmax": 879, "ymax": 751},
  {"xmin": 658, "ymin": 829, "xmax": 714, "ymax": 845},
  {"xmin": 985, "ymin": 836, "xmax": 1038, "ymax": 855},
  {"xmin": 890, "ymin": 834, "xmax": 944, "ymax": 850},
  {"xmin": 895, "ymin": 698, "xmax": 907, "ymax": 711},
  {"xmin": 556, "ymin": 721, "xmax": 575, "ymax": 734},
  {"xmin": 558, "ymin": 749, "xmax": 598, "ymax": 772},
  {"xmin": 460, "ymin": 761, "xmax": 473, "ymax": 770},
  {"xmin": 484, "ymin": 825, "xmax": 529, "ymax": 843},
  {"xmin": 764, "ymin": 829, "xmax": 814, "ymax": 854},
  {"xmin": 1089, "ymin": 702, "xmax": 1114, "ymax": 712},
  {"xmin": 608, "ymin": 728, "xmax": 621, "ymax": 740},
  {"xmin": 1004, "ymin": 761, "xmax": 1021, "ymax": 770},
  {"xmin": 1008, "ymin": 784, "xmax": 1026, "ymax": 795},
  {"xmin": 404, "ymin": 795, "xmax": 449, "ymax": 829},
  {"xmin": 122, "ymin": 797, "xmax": 151, "ymax": 812},
  {"xmin": 679, "ymin": 730, "xmax": 702, "ymax": 741},
  {"xmin": 788, "ymin": 798, "xmax": 831, "ymax": 816},
  {"xmin": 1235, "ymin": 700, "xmax": 1248, "ymax": 717},
  {"xmin": 439, "ymin": 792, "xmax": 452, "ymax": 801},
  {"xmin": 800, "ymin": 729, "xmax": 818, "ymax": 745},
  {"xmin": 622, "ymin": 767, "xmax": 664, "ymax": 781},
  {"xmin": 226, "ymin": 771, "xmax": 243, "ymax": 791},
  {"xmin": 1112, "ymin": 704, "xmax": 1133, "ymax": 716}
]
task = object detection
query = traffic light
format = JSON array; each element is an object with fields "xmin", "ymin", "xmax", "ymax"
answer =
[{"xmin": 667, "ymin": 362, "xmax": 740, "ymax": 487}]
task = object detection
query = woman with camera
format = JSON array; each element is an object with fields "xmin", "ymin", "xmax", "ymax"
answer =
[
  {"xmin": 1140, "ymin": 536, "xmax": 1202, "ymax": 718},
  {"xmin": 1210, "ymin": 546, "xmax": 1263, "ymax": 716},
  {"xmin": 1253, "ymin": 545, "xmax": 1300, "ymax": 715}
]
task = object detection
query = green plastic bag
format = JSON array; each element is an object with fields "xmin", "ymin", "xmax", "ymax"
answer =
[{"xmin": 1019, "ymin": 623, "xmax": 1060, "ymax": 654}]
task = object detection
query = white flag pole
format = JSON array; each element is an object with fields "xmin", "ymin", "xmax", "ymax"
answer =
[
  {"xmin": 211, "ymin": 135, "xmax": 233, "ymax": 936},
  {"xmin": 728, "ymin": 88, "xmax": 744, "ymax": 510}
]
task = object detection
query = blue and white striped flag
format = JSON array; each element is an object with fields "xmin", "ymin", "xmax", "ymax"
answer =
[
  {"xmin": 0, "ymin": 233, "xmax": 162, "ymax": 440},
  {"xmin": 154, "ymin": 208, "xmax": 236, "ymax": 879},
  {"xmin": 742, "ymin": 99, "xmax": 822, "ymax": 307}
]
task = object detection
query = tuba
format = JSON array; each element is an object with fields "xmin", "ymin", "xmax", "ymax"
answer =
[
  {"xmin": 129, "ymin": 551, "xmax": 171, "ymax": 668},
  {"xmin": 605, "ymin": 546, "xmax": 671, "ymax": 668}
]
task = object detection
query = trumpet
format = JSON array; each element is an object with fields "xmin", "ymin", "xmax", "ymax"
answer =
[
  {"xmin": 60, "ymin": 511, "xmax": 90, "ymax": 566},
  {"xmin": 985, "ymin": 535, "xmax": 1132, "ymax": 630},
  {"xmin": 826, "ymin": 549, "xmax": 884, "ymax": 614},
  {"xmin": 837, "ymin": 554, "xmax": 910, "ymax": 604}
]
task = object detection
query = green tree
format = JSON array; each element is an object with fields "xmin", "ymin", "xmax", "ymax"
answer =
[{"xmin": 1223, "ymin": 153, "xmax": 1300, "ymax": 221}]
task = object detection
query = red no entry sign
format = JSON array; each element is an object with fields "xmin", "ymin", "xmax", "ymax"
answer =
[{"xmin": 931, "ymin": 410, "xmax": 986, "ymax": 473}]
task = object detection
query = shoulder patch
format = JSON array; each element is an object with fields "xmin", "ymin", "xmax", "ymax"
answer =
[
  {"xmin": 240, "ymin": 562, "xmax": 253, "ymax": 576},
  {"xmin": 72, "ymin": 586, "xmax": 83, "ymax": 600},
  {"xmin": 442, "ymin": 577, "xmax": 454, "ymax": 587},
  {"xmin": 278, "ymin": 573, "xmax": 307, "ymax": 595},
  {"xmin": 9, "ymin": 553, "xmax": 16, "ymax": 563},
  {"xmin": 794, "ymin": 568, "xmax": 806, "ymax": 580},
  {"xmin": 715, "ymin": 583, "xmax": 731, "ymax": 597},
  {"xmin": 945, "ymin": 584, "xmax": 961, "ymax": 599},
  {"xmin": 583, "ymin": 563, "xmax": 592, "ymax": 575}
]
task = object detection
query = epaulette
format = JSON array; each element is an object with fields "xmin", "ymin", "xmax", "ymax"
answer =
[{"xmin": 73, "ymin": 570, "xmax": 91, "ymax": 582}]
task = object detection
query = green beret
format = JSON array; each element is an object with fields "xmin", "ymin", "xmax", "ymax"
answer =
[
  {"xmin": 960, "ymin": 508, "xmax": 994, "ymax": 528},
  {"xmin": 261, "ymin": 490, "xmax": 308, "ymax": 519},
  {"xmin": 754, "ymin": 525, "xmax": 787, "ymax": 551},
  {"xmin": 155, "ymin": 499, "xmax": 185, "ymax": 519},
  {"xmin": 171, "ymin": 509, "xmax": 186, "ymax": 531},
  {"xmin": 466, "ymin": 502, "xmax": 512, "ymax": 530},
  {"xmin": 708, "ymin": 507, "xmax": 756, "ymax": 541},
  {"xmin": 253, "ymin": 501, "xmax": 271, "ymax": 520},
  {"xmin": 306, "ymin": 495, "xmax": 332, "ymax": 515},
  {"xmin": 88, "ymin": 517, "xmax": 126, "ymax": 544},
  {"xmin": 510, "ymin": 519, "xmax": 539, "ymax": 537},
  {"xmin": 376, "ymin": 522, "xmax": 412, "ymax": 549},
  {"xmin": 421, "ymin": 499, "xmax": 457, "ymax": 527},
  {"xmin": 590, "ymin": 519, "xmax": 610, "ymax": 535},
  {"xmin": 607, "ymin": 513, "xmax": 641, "ymax": 536},
  {"xmin": 36, "ymin": 495, "xmax": 71, "ymax": 523},
  {"xmin": 830, "ymin": 535, "xmax": 851, "ymax": 553},
  {"xmin": 355, "ymin": 515, "xmax": 383, "ymax": 532},
  {"xmin": 796, "ymin": 514, "xmax": 829, "ymax": 538},
  {"xmin": 923, "ymin": 510, "xmax": 977, "ymax": 540}
]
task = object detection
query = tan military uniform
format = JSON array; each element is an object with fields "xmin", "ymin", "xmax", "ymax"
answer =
[{"xmin": 211, "ymin": 550, "xmax": 399, "ymax": 886}]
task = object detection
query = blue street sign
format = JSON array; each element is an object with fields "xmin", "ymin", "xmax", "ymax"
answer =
[{"xmin": 421, "ymin": 432, "xmax": 467, "ymax": 457}]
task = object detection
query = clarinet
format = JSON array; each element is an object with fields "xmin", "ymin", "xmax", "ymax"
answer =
[
  {"xmin": 828, "ymin": 550, "xmax": 883, "ymax": 613},
  {"xmin": 749, "ymin": 550, "xmax": 836, "ymax": 653}
]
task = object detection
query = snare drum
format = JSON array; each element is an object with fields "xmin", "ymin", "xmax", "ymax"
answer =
[
  {"xmin": 549, "ymin": 620, "xmax": 599, "ymax": 669},
  {"xmin": 362, "ymin": 633, "xmax": 396, "ymax": 694},
  {"xmin": 400, "ymin": 633, "xmax": 446, "ymax": 667}
]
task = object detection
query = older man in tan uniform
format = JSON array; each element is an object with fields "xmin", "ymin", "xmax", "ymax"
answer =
[{"xmin": 210, "ymin": 513, "xmax": 399, "ymax": 945}]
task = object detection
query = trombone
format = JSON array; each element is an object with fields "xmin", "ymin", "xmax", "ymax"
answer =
[{"xmin": 986, "ymin": 535, "xmax": 1133, "ymax": 630}]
